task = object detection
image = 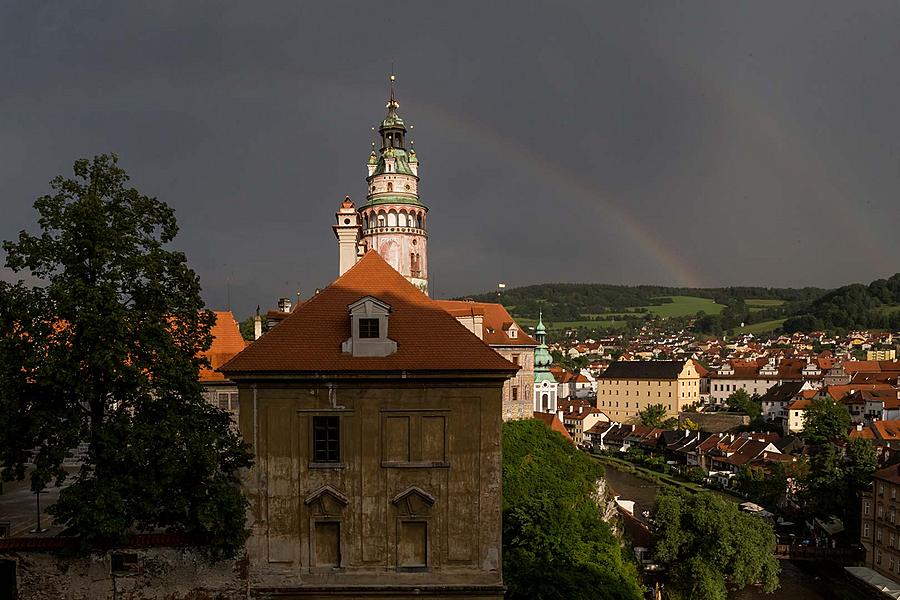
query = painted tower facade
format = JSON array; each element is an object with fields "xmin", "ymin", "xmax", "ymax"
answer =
[{"xmin": 357, "ymin": 76, "xmax": 429, "ymax": 293}]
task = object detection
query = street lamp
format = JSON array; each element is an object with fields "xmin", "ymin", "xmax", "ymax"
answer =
[{"xmin": 30, "ymin": 489, "xmax": 48, "ymax": 534}]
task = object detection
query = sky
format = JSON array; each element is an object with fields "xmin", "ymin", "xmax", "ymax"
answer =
[{"xmin": 1, "ymin": 1, "xmax": 899, "ymax": 318}]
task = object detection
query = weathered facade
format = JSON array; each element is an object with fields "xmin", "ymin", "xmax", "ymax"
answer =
[
  {"xmin": 0, "ymin": 538, "xmax": 245, "ymax": 600},
  {"xmin": 221, "ymin": 252, "xmax": 515, "ymax": 598}
]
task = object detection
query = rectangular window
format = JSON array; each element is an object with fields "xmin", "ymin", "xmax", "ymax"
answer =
[
  {"xmin": 359, "ymin": 318, "xmax": 380, "ymax": 339},
  {"xmin": 864, "ymin": 523, "xmax": 870, "ymax": 538},
  {"xmin": 511, "ymin": 387, "xmax": 518, "ymax": 402},
  {"xmin": 313, "ymin": 416, "xmax": 340, "ymax": 463},
  {"xmin": 512, "ymin": 354, "xmax": 520, "ymax": 366}
]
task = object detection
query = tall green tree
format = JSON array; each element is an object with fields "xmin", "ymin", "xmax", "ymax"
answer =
[
  {"xmin": 652, "ymin": 489, "xmax": 779, "ymax": 600},
  {"xmin": 726, "ymin": 389, "xmax": 762, "ymax": 421},
  {"xmin": 502, "ymin": 419, "xmax": 643, "ymax": 600},
  {"xmin": 0, "ymin": 154, "xmax": 252, "ymax": 556},
  {"xmin": 802, "ymin": 397, "xmax": 850, "ymax": 444},
  {"xmin": 637, "ymin": 403, "xmax": 668, "ymax": 428},
  {"xmin": 800, "ymin": 437, "xmax": 876, "ymax": 530}
]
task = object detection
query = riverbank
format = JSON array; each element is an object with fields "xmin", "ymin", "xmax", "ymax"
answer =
[{"xmin": 591, "ymin": 452, "xmax": 742, "ymax": 504}]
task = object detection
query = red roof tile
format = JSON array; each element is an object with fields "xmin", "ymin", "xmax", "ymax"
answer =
[
  {"xmin": 221, "ymin": 252, "xmax": 517, "ymax": 375},
  {"xmin": 434, "ymin": 300, "xmax": 537, "ymax": 346},
  {"xmin": 533, "ymin": 411, "xmax": 573, "ymax": 442},
  {"xmin": 199, "ymin": 311, "xmax": 247, "ymax": 382}
]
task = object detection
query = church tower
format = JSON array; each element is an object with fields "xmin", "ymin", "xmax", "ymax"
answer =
[
  {"xmin": 357, "ymin": 75, "xmax": 429, "ymax": 293},
  {"xmin": 533, "ymin": 312, "xmax": 557, "ymax": 413}
]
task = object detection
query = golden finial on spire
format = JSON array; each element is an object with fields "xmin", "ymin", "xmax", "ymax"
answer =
[{"xmin": 387, "ymin": 71, "xmax": 399, "ymax": 110}]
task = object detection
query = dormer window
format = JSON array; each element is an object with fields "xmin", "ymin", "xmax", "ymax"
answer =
[
  {"xmin": 341, "ymin": 296, "xmax": 398, "ymax": 357},
  {"xmin": 359, "ymin": 318, "xmax": 380, "ymax": 339},
  {"xmin": 508, "ymin": 326, "xmax": 518, "ymax": 339}
]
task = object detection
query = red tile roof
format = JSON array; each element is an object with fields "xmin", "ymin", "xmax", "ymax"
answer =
[
  {"xmin": 221, "ymin": 252, "xmax": 518, "ymax": 375},
  {"xmin": 533, "ymin": 411, "xmax": 573, "ymax": 442},
  {"xmin": 873, "ymin": 420, "xmax": 900, "ymax": 441},
  {"xmin": 199, "ymin": 311, "xmax": 247, "ymax": 382},
  {"xmin": 433, "ymin": 300, "xmax": 537, "ymax": 346}
]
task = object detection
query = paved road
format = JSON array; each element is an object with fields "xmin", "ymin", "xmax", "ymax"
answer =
[{"xmin": 0, "ymin": 483, "xmax": 66, "ymax": 537}]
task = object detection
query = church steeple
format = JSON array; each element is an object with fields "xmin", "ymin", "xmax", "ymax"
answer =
[
  {"xmin": 379, "ymin": 74, "xmax": 407, "ymax": 151},
  {"xmin": 357, "ymin": 74, "xmax": 429, "ymax": 293},
  {"xmin": 533, "ymin": 309, "xmax": 557, "ymax": 413}
]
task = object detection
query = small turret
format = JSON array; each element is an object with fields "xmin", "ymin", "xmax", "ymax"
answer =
[{"xmin": 333, "ymin": 196, "xmax": 361, "ymax": 276}]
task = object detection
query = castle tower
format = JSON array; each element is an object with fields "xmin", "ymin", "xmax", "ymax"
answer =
[
  {"xmin": 533, "ymin": 312, "xmax": 557, "ymax": 413},
  {"xmin": 333, "ymin": 196, "xmax": 362, "ymax": 276},
  {"xmin": 357, "ymin": 75, "xmax": 429, "ymax": 293}
]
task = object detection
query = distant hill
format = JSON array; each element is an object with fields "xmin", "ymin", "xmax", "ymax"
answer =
[
  {"xmin": 458, "ymin": 275, "xmax": 900, "ymax": 335},
  {"xmin": 783, "ymin": 274, "xmax": 900, "ymax": 333},
  {"xmin": 457, "ymin": 283, "xmax": 824, "ymax": 323}
]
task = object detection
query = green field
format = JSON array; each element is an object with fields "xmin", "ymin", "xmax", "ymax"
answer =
[
  {"xmin": 735, "ymin": 319, "xmax": 787, "ymax": 334},
  {"xmin": 745, "ymin": 299, "xmax": 785, "ymax": 306},
  {"xmin": 746, "ymin": 299, "xmax": 785, "ymax": 312},
  {"xmin": 644, "ymin": 296, "xmax": 726, "ymax": 317},
  {"xmin": 513, "ymin": 296, "xmax": 792, "ymax": 332}
]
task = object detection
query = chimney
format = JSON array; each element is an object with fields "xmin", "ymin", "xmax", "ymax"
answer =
[
  {"xmin": 253, "ymin": 305, "xmax": 262, "ymax": 341},
  {"xmin": 278, "ymin": 297, "xmax": 292, "ymax": 313},
  {"xmin": 579, "ymin": 406, "xmax": 584, "ymax": 415},
  {"xmin": 856, "ymin": 423, "xmax": 863, "ymax": 432}
]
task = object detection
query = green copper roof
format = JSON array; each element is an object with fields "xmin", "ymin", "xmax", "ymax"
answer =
[
  {"xmin": 363, "ymin": 194, "xmax": 425, "ymax": 208},
  {"xmin": 535, "ymin": 312, "xmax": 547, "ymax": 336},
  {"xmin": 381, "ymin": 112, "xmax": 406, "ymax": 129},
  {"xmin": 371, "ymin": 148, "xmax": 416, "ymax": 176}
]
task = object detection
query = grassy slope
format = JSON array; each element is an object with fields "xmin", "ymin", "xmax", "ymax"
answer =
[{"xmin": 735, "ymin": 319, "xmax": 787, "ymax": 334}]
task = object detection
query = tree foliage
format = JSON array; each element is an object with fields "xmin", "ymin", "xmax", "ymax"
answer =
[
  {"xmin": 0, "ymin": 155, "xmax": 252, "ymax": 557},
  {"xmin": 783, "ymin": 274, "xmax": 900, "ymax": 333},
  {"xmin": 802, "ymin": 397, "xmax": 850, "ymax": 444},
  {"xmin": 652, "ymin": 489, "xmax": 780, "ymax": 600},
  {"xmin": 725, "ymin": 389, "xmax": 762, "ymax": 421},
  {"xmin": 637, "ymin": 403, "xmax": 668, "ymax": 428},
  {"xmin": 502, "ymin": 419, "xmax": 643, "ymax": 600},
  {"xmin": 800, "ymin": 438, "xmax": 876, "ymax": 529}
]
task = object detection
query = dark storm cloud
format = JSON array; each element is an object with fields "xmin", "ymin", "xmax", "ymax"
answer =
[{"xmin": 2, "ymin": 1, "xmax": 899, "ymax": 317}]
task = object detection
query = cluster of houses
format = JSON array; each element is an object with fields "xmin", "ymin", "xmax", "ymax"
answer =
[{"xmin": 586, "ymin": 423, "xmax": 797, "ymax": 486}]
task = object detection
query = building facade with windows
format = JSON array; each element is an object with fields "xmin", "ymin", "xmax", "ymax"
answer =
[
  {"xmin": 861, "ymin": 464, "xmax": 900, "ymax": 584},
  {"xmin": 595, "ymin": 360, "xmax": 702, "ymax": 422},
  {"xmin": 434, "ymin": 300, "xmax": 536, "ymax": 421},
  {"xmin": 221, "ymin": 252, "xmax": 515, "ymax": 598}
]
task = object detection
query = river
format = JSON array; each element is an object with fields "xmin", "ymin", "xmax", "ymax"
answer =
[{"xmin": 601, "ymin": 464, "xmax": 870, "ymax": 600}]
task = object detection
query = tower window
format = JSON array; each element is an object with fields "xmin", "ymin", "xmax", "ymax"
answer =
[
  {"xmin": 359, "ymin": 318, "xmax": 380, "ymax": 339},
  {"xmin": 387, "ymin": 182, "xmax": 393, "ymax": 192}
]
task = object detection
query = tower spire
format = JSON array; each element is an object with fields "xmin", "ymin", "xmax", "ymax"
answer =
[{"xmin": 388, "ymin": 72, "xmax": 397, "ymax": 110}]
